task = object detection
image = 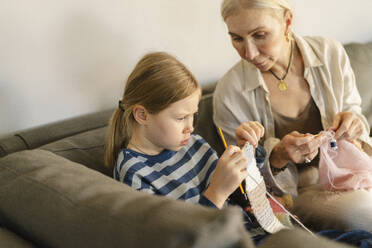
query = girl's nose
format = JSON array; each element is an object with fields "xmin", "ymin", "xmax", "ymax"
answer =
[{"xmin": 184, "ymin": 118, "xmax": 194, "ymax": 134}]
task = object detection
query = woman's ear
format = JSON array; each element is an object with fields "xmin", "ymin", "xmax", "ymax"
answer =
[
  {"xmin": 284, "ymin": 10, "xmax": 293, "ymax": 35},
  {"xmin": 132, "ymin": 105, "xmax": 148, "ymax": 125}
]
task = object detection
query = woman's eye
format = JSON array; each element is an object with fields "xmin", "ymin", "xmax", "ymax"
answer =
[
  {"xmin": 232, "ymin": 36, "xmax": 243, "ymax": 42},
  {"xmin": 254, "ymin": 33, "xmax": 266, "ymax": 39}
]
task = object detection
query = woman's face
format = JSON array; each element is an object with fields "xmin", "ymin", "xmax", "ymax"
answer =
[{"xmin": 225, "ymin": 8, "xmax": 290, "ymax": 72}]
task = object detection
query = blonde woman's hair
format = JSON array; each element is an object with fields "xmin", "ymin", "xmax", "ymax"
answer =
[
  {"xmin": 104, "ymin": 52, "xmax": 200, "ymax": 168},
  {"xmin": 221, "ymin": 0, "xmax": 292, "ymax": 21}
]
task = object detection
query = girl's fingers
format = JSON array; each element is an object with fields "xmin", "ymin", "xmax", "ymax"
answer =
[{"xmin": 220, "ymin": 145, "xmax": 241, "ymax": 162}]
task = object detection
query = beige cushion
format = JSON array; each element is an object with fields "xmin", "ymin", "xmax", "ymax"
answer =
[{"xmin": 0, "ymin": 149, "xmax": 253, "ymax": 248}]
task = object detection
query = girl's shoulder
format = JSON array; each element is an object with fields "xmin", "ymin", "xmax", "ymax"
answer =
[{"xmin": 189, "ymin": 134, "xmax": 212, "ymax": 149}]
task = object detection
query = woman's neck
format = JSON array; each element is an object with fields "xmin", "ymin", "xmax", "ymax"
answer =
[{"xmin": 271, "ymin": 40, "xmax": 293, "ymax": 75}]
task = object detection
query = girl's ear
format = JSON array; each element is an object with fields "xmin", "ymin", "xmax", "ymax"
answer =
[{"xmin": 132, "ymin": 105, "xmax": 148, "ymax": 125}]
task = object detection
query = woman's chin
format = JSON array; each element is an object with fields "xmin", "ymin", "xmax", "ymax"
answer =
[{"xmin": 250, "ymin": 60, "xmax": 271, "ymax": 72}]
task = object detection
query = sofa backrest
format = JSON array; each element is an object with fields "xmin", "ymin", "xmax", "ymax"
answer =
[
  {"xmin": 0, "ymin": 42, "xmax": 371, "ymax": 171},
  {"xmin": 344, "ymin": 42, "xmax": 372, "ymax": 128},
  {"xmin": 0, "ymin": 109, "xmax": 113, "ymax": 158}
]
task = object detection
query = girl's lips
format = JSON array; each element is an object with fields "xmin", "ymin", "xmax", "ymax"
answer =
[{"xmin": 181, "ymin": 138, "xmax": 189, "ymax": 145}]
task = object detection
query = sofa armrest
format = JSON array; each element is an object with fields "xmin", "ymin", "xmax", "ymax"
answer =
[
  {"xmin": 0, "ymin": 149, "xmax": 254, "ymax": 248},
  {"xmin": 0, "ymin": 227, "xmax": 35, "ymax": 248}
]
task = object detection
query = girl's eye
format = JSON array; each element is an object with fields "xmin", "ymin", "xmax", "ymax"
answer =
[{"xmin": 177, "ymin": 117, "xmax": 186, "ymax": 121}]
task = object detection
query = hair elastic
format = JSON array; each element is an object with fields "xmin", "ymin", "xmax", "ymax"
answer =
[{"xmin": 118, "ymin": 100, "xmax": 125, "ymax": 112}]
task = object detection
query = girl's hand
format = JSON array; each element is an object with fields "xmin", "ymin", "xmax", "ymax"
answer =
[
  {"xmin": 270, "ymin": 131, "xmax": 326, "ymax": 168},
  {"xmin": 236, "ymin": 121, "xmax": 265, "ymax": 148},
  {"xmin": 329, "ymin": 112, "xmax": 364, "ymax": 141},
  {"xmin": 204, "ymin": 145, "xmax": 248, "ymax": 208}
]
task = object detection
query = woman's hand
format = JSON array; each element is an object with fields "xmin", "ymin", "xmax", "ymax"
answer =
[
  {"xmin": 204, "ymin": 145, "xmax": 248, "ymax": 208},
  {"xmin": 270, "ymin": 131, "xmax": 326, "ymax": 168},
  {"xmin": 236, "ymin": 121, "xmax": 265, "ymax": 148},
  {"xmin": 329, "ymin": 112, "xmax": 364, "ymax": 141}
]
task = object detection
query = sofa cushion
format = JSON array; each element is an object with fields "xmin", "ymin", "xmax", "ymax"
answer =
[
  {"xmin": 0, "ymin": 227, "xmax": 35, "ymax": 248},
  {"xmin": 40, "ymin": 126, "xmax": 111, "ymax": 177},
  {"xmin": 344, "ymin": 42, "xmax": 372, "ymax": 131},
  {"xmin": 0, "ymin": 149, "xmax": 253, "ymax": 248},
  {"xmin": 0, "ymin": 135, "xmax": 28, "ymax": 158}
]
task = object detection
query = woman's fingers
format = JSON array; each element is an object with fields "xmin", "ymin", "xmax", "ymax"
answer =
[
  {"xmin": 282, "ymin": 132, "xmax": 323, "ymax": 164},
  {"xmin": 302, "ymin": 148, "xmax": 319, "ymax": 163},
  {"xmin": 330, "ymin": 112, "xmax": 363, "ymax": 140},
  {"xmin": 346, "ymin": 118, "xmax": 363, "ymax": 140},
  {"xmin": 235, "ymin": 121, "xmax": 265, "ymax": 147},
  {"xmin": 330, "ymin": 113, "xmax": 342, "ymax": 132}
]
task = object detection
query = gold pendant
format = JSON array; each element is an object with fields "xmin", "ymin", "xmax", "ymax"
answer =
[{"xmin": 278, "ymin": 80, "xmax": 288, "ymax": 91}]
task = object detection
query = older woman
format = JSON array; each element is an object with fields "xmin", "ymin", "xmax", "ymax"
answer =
[{"xmin": 213, "ymin": 0, "xmax": 372, "ymax": 232}]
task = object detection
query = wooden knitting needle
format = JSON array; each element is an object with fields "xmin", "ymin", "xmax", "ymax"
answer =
[{"xmin": 218, "ymin": 127, "xmax": 248, "ymax": 200}]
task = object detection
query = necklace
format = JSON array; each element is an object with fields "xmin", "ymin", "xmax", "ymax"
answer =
[{"xmin": 269, "ymin": 40, "xmax": 293, "ymax": 92}]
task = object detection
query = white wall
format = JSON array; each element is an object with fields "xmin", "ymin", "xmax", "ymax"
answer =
[{"xmin": 1, "ymin": 0, "xmax": 371, "ymax": 137}]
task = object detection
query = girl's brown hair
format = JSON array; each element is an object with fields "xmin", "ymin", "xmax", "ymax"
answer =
[{"xmin": 104, "ymin": 52, "xmax": 200, "ymax": 167}]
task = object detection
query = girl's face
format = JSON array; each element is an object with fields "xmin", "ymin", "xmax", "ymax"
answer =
[
  {"xmin": 144, "ymin": 88, "xmax": 201, "ymax": 153},
  {"xmin": 226, "ymin": 8, "xmax": 290, "ymax": 72}
]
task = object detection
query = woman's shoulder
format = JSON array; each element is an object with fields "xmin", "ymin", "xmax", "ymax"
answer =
[
  {"xmin": 301, "ymin": 35, "xmax": 342, "ymax": 47},
  {"xmin": 218, "ymin": 60, "xmax": 244, "ymax": 86},
  {"xmin": 215, "ymin": 60, "xmax": 251, "ymax": 98},
  {"xmin": 299, "ymin": 35, "xmax": 345, "ymax": 59}
]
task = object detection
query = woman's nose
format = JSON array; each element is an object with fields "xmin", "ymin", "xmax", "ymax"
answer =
[{"xmin": 244, "ymin": 41, "xmax": 259, "ymax": 61}]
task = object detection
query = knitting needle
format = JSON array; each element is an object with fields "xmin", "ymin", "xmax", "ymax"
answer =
[{"xmin": 217, "ymin": 127, "xmax": 248, "ymax": 200}]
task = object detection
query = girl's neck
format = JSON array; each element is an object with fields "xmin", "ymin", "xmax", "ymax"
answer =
[{"xmin": 128, "ymin": 127, "xmax": 163, "ymax": 155}]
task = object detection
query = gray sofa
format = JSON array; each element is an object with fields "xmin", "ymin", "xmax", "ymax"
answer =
[{"xmin": 1, "ymin": 41, "xmax": 371, "ymax": 248}]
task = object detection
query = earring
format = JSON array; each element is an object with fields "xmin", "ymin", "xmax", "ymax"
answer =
[{"xmin": 286, "ymin": 33, "xmax": 291, "ymax": 42}]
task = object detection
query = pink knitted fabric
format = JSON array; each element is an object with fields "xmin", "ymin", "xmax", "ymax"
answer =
[{"xmin": 318, "ymin": 131, "xmax": 372, "ymax": 191}]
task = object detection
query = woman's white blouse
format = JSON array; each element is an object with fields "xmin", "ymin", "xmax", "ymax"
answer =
[{"xmin": 213, "ymin": 34, "xmax": 372, "ymax": 196}]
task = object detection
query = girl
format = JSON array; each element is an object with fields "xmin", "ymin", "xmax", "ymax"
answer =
[{"xmin": 104, "ymin": 51, "xmax": 265, "ymax": 210}]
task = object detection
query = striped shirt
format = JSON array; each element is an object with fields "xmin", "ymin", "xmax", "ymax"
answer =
[{"xmin": 114, "ymin": 134, "xmax": 218, "ymax": 206}]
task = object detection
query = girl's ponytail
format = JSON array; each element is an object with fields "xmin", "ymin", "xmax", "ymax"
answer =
[{"xmin": 104, "ymin": 105, "xmax": 133, "ymax": 168}]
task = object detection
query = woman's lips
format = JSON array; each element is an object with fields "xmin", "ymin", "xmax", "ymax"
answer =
[{"xmin": 253, "ymin": 61, "xmax": 265, "ymax": 68}]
